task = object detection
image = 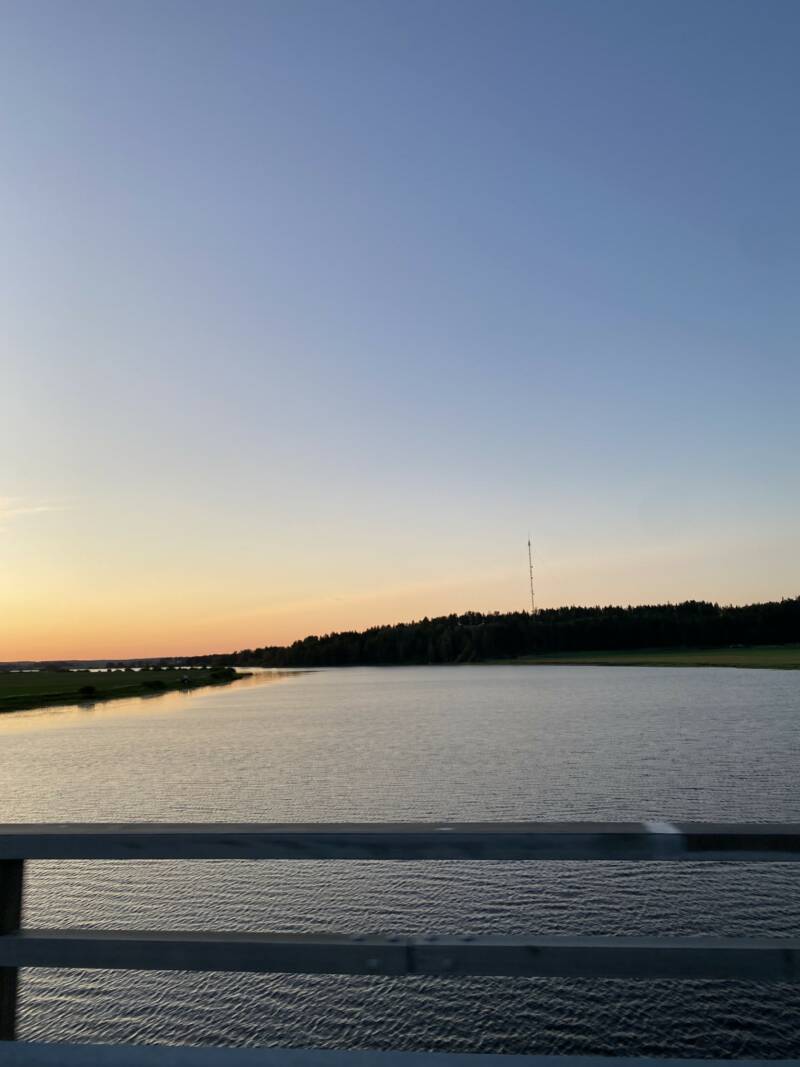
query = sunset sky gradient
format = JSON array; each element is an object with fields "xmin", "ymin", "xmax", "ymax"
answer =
[{"xmin": 2, "ymin": 1, "xmax": 799, "ymax": 660}]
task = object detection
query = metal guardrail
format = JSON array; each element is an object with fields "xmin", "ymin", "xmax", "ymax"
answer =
[
  {"xmin": 1, "ymin": 821, "xmax": 800, "ymax": 1050},
  {"xmin": 5, "ymin": 1050, "xmax": 800, "ymax": 1067},
  {"xmin": 5, "ymin": 1052, "xmax": 800, "ymax": 1067}
]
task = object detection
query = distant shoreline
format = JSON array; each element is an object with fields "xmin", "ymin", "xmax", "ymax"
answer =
[
  {"xmin": 0, "ymin": 667, "xmax": 249, "ymax": 716},
  {"xmin": 496, "ymin": 645, "xmax": 800, "ymax": 670}
]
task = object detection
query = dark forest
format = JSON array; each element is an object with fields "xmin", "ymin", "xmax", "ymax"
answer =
[{"xmin": 180, "ymin": 597, "xmax": 800, "ymax": 668}]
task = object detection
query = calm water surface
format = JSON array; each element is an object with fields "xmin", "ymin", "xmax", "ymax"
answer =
[{"xmin": 1, "ymin": 665, "xmax": 799, "ymax": 1055}]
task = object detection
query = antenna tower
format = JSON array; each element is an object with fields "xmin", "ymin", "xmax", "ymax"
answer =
[{"xmin": 527, "ymin": 536, "xmax": 535, "ymax": 615}]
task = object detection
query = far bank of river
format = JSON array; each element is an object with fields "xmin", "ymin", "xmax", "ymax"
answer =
[
  {"xmin": 501, "ymin": 644, "xmax": 800, "ymax": 669},
  {"xmin": 3, "ymin": 645, "xmax": 797, "ymax": 717}
]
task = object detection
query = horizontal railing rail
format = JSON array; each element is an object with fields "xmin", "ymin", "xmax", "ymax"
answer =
[
  {"xmin": 5, "ymin": 1050, "xmax": 800, "ymax": 1067},
  {"xmin": 1, "ymin": 930, "xmax": 799, "ymax": 981},
  {"xmin": 2, "ymin": 821, "xmax": 800, "ymax": 861},
  {"xmin": 2, "ymin": 822, "xmax": 799, "ymax": 1050}
]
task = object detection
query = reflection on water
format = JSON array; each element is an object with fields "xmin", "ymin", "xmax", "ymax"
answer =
[
  {"xmin": 0, "ymin": 668, "xmax": 299, "ymax": 734},
  {"xmin": 2, "ymin": 665, "xmax": 799, "ymax": 1055}
]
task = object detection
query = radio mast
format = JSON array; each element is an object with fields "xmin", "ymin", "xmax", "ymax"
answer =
[{"xmin": 527, "ymin": 536, "xmax": 535, "ymax": 615}]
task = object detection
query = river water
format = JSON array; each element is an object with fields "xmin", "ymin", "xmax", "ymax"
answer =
[{"xmin": 1, "ymin": 665, "xmax": 799, "ymax": 1055}]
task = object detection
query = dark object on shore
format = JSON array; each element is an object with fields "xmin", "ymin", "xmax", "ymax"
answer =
[{"xmin": 208, "ymin": 666, "xmax": 238, "ymax": 682}]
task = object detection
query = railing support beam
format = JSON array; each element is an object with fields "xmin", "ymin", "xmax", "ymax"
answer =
[{"xmin": 0, "ymin": 859, "xmax": 24, "ymax": 1041}]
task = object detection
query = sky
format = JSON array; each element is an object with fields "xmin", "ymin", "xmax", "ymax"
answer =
[{"xmin": 2, "ymin": 0, "xmax": 799, "ymax": 660}]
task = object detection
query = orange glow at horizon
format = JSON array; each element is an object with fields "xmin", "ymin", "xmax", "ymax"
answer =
[{"xmin": 3, "ymin": 529, "xmax": 796, "ymax": 661}]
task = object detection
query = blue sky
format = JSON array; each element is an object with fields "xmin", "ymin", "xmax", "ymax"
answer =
[{"xmin": 2, "ymin": 1, "xmax": 798, "ymax": 657}]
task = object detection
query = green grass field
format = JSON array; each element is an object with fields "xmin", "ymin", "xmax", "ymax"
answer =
[
  {"xmin": 506, "ymin": 645, "xmax": 800, "ymax": 669},
  {"xmin": 0, "ymin": 667, "xmax": 244, "ymax": 714}
]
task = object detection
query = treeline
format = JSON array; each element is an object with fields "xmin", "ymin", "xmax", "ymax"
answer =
[{"xmin": 183, "ymin": 597, "xmax": 800, "ymax": 669}]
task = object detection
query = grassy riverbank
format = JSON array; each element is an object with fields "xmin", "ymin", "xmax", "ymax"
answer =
[
  {"xmin": 0, "ymin": 666, "xmax": 246, "ymax": 714},
  {"xmin": 504, "ymin": 645, "xmax": 800, "ymax": 669}
]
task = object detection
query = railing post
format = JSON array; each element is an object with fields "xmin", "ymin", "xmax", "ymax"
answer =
[{"xmin": 0, "ymin": 859, "xmax": 24, "ymax": 1041}]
